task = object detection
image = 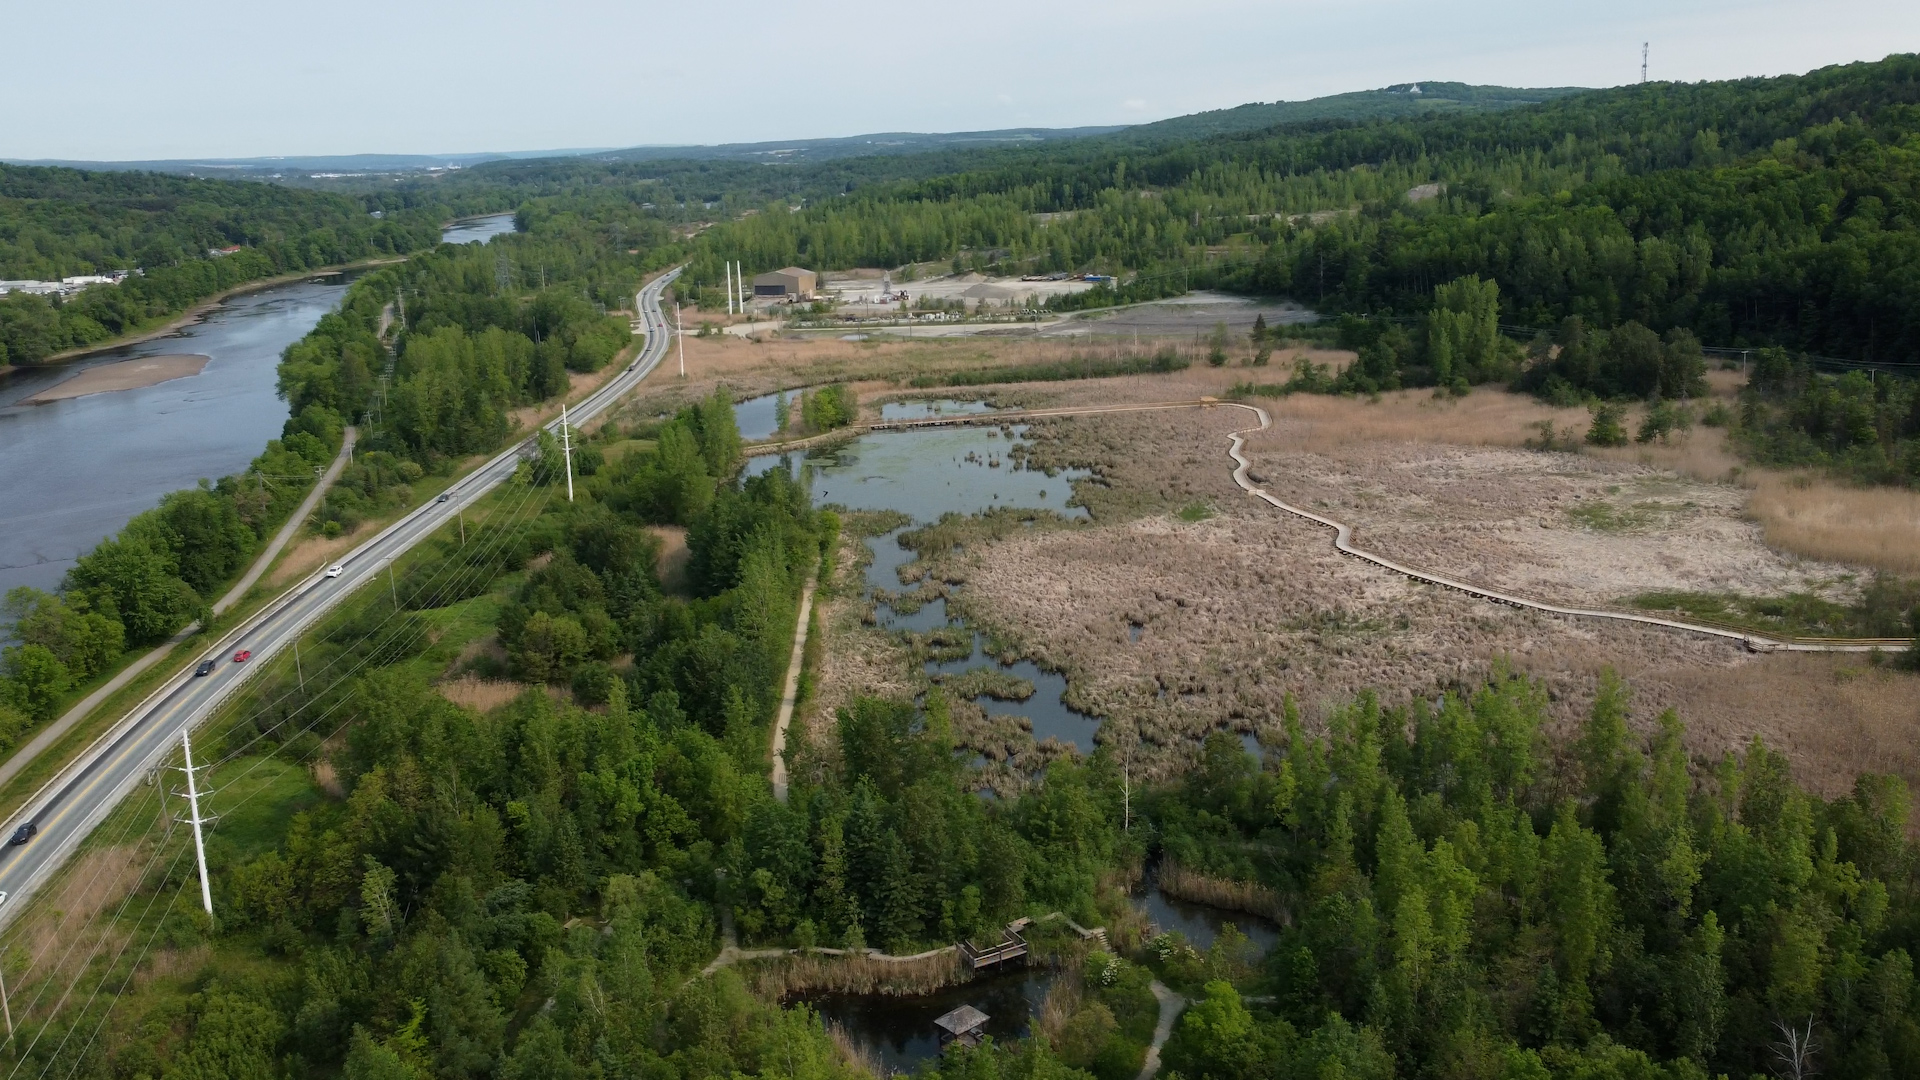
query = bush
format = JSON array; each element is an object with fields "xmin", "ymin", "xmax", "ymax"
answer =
[{"xmin": 1586, "ymin": 402, "xmax": 1628, "ymax": 446}]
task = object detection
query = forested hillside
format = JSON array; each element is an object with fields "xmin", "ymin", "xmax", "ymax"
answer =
[
  {"xmin": 675, "ymin": 54, "xmax": 1920, "ymax": 366},
  {"xmin": 0, "ymin": 164, "xmax": 451, "ymax": 364}
]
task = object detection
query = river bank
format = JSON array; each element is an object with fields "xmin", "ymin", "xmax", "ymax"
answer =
[{"xmin": 32, "ymin": 257, "xmax": 404, "ymax": 367}]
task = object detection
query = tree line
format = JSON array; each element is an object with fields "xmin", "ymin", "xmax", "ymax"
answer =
[{"xmin": 0, "ymin": 162, "xmax": 449, "ymax": 364}]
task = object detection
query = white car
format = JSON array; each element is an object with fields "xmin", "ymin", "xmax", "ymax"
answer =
[{"xmin": 325, "ymin": 565, "xmax": 344, "ymax": 579}]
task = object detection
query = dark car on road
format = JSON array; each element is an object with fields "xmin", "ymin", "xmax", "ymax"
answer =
[
  {"xmin": 195, "ymin": 659, "xmax": 217, "ymax": 677},
  {"xmin": 8, "ymin": 823, "xmax": 35, "ymax": 847}
]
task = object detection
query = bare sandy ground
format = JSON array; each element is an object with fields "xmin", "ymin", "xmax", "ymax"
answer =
[{"xmin": 24, "ymin": 354, "xmax": 208, "ymax": 402}]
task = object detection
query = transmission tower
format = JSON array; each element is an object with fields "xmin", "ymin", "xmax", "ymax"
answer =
[{"xmin": 1642, "ymin": 42, "xmax": 1649, "ymax": 84}]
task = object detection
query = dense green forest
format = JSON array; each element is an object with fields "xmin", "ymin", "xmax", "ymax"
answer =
[{"xmin": 0, "ymin": 164, "xmax": 464, "ymax": 364}]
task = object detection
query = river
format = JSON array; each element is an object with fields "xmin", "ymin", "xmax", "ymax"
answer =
[
  {"xmin": 441, "ymin": 213, "xmax": 517, "ymax": 245},
  {"xmin": 0, "ymin": 215, "xmax": 519, "ymax": 605}
]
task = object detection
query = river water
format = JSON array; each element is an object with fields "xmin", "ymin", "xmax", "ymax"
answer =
[
  {"xmin": 441, "ymin": 213, "xmax": 517, "ymax": 245},
  {"xmin": 0, "ymin": 216, "xmax": 516, "ymax": 604},
  {"xmin": 0, "ymin": 275, "xmax": 356, "ymax": 599}
]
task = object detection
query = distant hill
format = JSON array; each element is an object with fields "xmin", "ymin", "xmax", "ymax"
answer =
[
  {"xmin": 1121, "ymin": 82, "xmax": 1593, "ymax": 142},
  {"xmin": 0, "ymin": 149, "xmax": 615, "ymax": 183},
  {"xmin": 7, "ymin": 83, "xmax": 1592, "ymax": 181},
  {"xmin": 591, "ymin": 126, "xmax": 1130, "ymax": 166}
]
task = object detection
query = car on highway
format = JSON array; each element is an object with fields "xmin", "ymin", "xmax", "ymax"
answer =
[
  {"xmin": 194, "ymin": 659, "xmax": 217, "ymax": 677},
  {"xmin": 232, "ymin": 650, "xmax": 252, "ymax": 663},
  {"xmin": 436, "ymin": 493, "xmax": 450, "ymax": 503},
  {"xmin": 8, "ymin": 824, "xmax": 35, "ymax": 847},
  {"xmin": 325, "ymin": 565, "xmax": 344, "ymax": 578}
]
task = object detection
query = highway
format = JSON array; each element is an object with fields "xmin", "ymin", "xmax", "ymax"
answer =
[{"xmin": 0, "ymin": 267, "xmax": 682, "ymax": 929}]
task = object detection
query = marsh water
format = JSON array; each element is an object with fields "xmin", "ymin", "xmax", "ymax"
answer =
[
  {"xmin": 736, "ymin": 400, "xmax": 1284, "ymax": 1071},
  {"xmin": 803, "ymin": 887, "xmax": 1278, "ymax": 1073},
  {"xmin": 741, "ymin": 409, "xmax": 1105, "ymax": 751}
]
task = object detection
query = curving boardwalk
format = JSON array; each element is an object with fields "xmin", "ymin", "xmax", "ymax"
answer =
[{"xmin": 749, "ymin": 398, "xmax": 1908, "ymax": 655}]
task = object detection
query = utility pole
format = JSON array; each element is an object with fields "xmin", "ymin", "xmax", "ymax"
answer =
[
  {"xmin": 560, "ymin": 403, "xmax": 575, "ymax": 503},
  {"xmin": 676, "ymin": 303, "xmax": 686, "ymax": 377},
  {"xmin": 725, "ymin": 263, "xmax": 734, "ymax": 316},
  {"xmin": 0, "ymin": 962, "xmax": 12, "ymax": 1040},
  {"xmin": 180, "ymin": 729, "xmax": 213, "ymax": 916},
  {"xmin": 389, "ymin": 563, "xmax": 398, "ymax": 607},
  {"xmin": 459, "ymin": 511, "xmax": 466, "ymax": 546},
  {"xmin": 294, "ymin": 639, "xmax": 304, "ymax": 693}
]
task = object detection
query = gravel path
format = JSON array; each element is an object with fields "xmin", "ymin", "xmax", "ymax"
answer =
[{"xmin": 1137, "ymin": 980, "xmax": 1187, "ymax": 1080}]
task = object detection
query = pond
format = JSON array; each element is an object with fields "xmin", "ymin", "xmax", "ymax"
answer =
[
  {"xmin": 799, "ymin": 966, "xmax": 1055, "ymax": 1077},
  {"xmin": 1138, "ymin": 880, "xmax": 1281, "ymax": 954},
  {"xmin": 744, "ymin": 412, "xmax": 1103, "ymax": 751},
  {"xmin": 811, "ymin": 878, "xmax": 1279, "ymax": 1074},
  {"xmin": 733, "ymin": 391, "xmax": 788, "ymax": 441}
]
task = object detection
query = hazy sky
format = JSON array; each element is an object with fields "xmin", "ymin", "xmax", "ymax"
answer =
[{"xmin": 5, "ymin": 0, "xmax": 1915, "ymax": 160}]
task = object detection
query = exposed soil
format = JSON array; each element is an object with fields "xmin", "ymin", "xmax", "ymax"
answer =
[{"xmin": 24, "ymin": 354, "xmax": 209, "ymax": 402}]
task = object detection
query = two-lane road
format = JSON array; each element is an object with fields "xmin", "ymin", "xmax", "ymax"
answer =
[{"xmin": 0, "ymin": 268, "xmax": 682, "ymax": 926}]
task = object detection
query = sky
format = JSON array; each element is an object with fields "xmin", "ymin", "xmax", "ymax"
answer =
[{"xmin": 4, "ymin": 0, "xmax": 1917, "ymax": 161}]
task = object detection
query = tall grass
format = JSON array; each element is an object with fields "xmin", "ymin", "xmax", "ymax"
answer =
[
  {"xmin": 1750, "ymin": 475, "xmax": 1920, "ymax": 575},
  {"xmin": 743, "ymin": 950, "xmax": 967, "ymax": 999},
  {"xmin": 1158, "ymin": 860, "xmax": 1288, "ymax": 923}
]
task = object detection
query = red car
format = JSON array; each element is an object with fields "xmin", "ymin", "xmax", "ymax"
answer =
[{"xmin": 232, "ymin": 650, "xmax": 252, "ymax": 663}]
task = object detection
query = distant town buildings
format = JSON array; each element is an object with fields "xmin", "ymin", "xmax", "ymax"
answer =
[{"xmin": 0, "ymin": 271, "xmax": 133, "ymax": 298}]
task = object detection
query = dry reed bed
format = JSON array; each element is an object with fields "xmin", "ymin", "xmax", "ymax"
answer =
[
  {"xmin": 1750, "ymin": 476, "xmax": 1920, "ymax": 574},
  {"xmin": 742, "ymin": 950, "xmax": 967, "ymax": 999},
  {"xmin": 950, "ymin": 404, "xmax": 1919, "ymax": 798},
  {"xmin": 1156, "ymin": 860, "xmax": 1288, "ymax": 925}
]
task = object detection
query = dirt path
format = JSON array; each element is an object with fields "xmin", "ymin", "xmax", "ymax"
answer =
[
  {"xmin": 214, "ymin": 426, "xmax": 357, "ymax": 615},
  {"xmin": 1136, "ymin": 980, "xmax": 1186, "ymax": 1080},
  {"xmin": 1214, "ymin": 403, "xmax": 1902, "ymax": 652},
  {"xmin": 770, "ymin": 574, "xmax": 817, "ymax": 804}
]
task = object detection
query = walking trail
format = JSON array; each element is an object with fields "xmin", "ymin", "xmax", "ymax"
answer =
[
  {"xmin": 0, "ymin": 428, "xmax": 357, "ymax": 792},
  {"xmin": 1136, "ymin": 980, "xmax": 1187, "ymax": 1080},
  {"xmin": 770, "ymin": 573, "xmax": 817, "ymax": 804}
]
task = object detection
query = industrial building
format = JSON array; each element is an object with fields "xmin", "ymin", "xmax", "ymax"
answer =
[{"xmin": 751, "ymin": 267, "xmax": 817, "ymax": 300}]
